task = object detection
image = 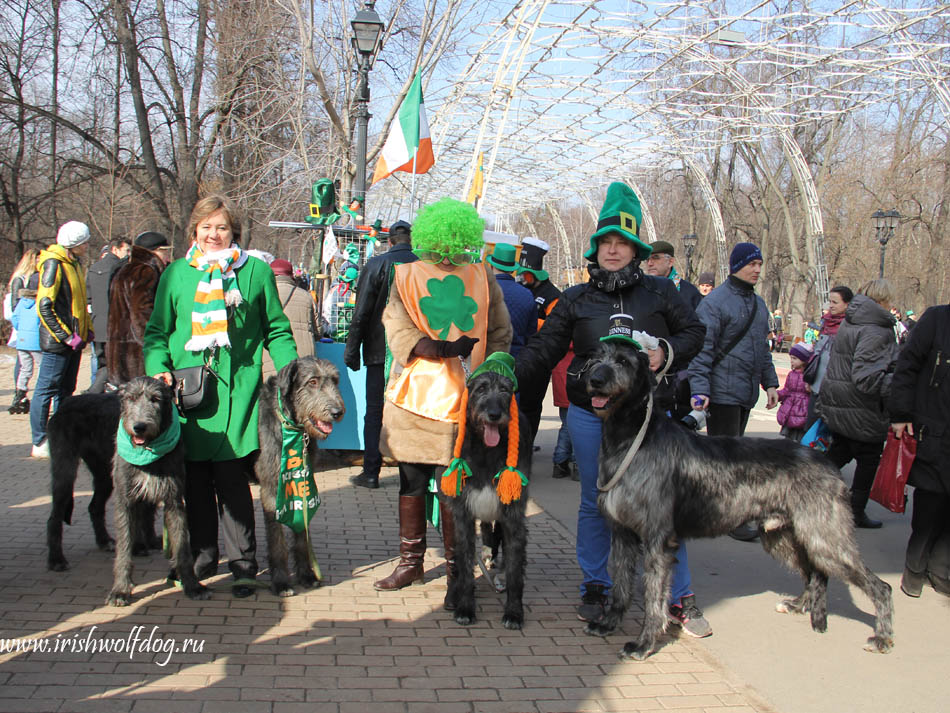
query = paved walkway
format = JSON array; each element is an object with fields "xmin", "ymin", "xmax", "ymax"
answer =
[{"xmin": 0, "ymin": 350, "xmax": 945, "ymax": 713}]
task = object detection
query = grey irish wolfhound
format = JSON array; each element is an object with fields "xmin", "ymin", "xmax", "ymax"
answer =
[
  {"xmin": 256, "ymin": 357, "xmax": 345, "ymax": 596},
  {"xmin": 582, "ymin": 341, "xmax": 894, "ymax": 660},
  {"xmin": 108, "ymin": 377, "xmax": 209, "ymax": 605},
  {"xmin": 444, "ymin": 369, "xmax": 530, "ymax": 629}
]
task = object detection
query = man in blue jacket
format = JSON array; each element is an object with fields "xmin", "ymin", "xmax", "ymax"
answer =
[{"xmin": 688, "ymin": 242, "xmax": 779, "ymax": 540}]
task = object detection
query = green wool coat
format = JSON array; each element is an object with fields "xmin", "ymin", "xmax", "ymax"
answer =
[{"xmin": 143, "ymin": 255, "xmax": 299, "ymax": 461}]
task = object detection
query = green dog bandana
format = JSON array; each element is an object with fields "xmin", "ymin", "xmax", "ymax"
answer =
[{"xmin": 115, "ymin": 417, "xmax": 181, "ymax": 466}]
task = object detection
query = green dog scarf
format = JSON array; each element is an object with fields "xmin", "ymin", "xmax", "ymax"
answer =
[{"xmin": 115, "ymin": 417, "xmax": 181, "ymax": 466}]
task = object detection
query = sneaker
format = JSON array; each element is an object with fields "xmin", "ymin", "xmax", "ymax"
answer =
[
  {"xmin": 668, "ymin": 594, "xmax": 712, "ymax": 638},
  {"xmin": 577, "ymin": 584, "xmax": 607, "ymax": 623},
  {"xmin": 728, "ymin": 522, "xmax": 759, "ymax": 542},
  {"xmin": 30, "ymin": 441, "xmax": 50, "ymax": 459},
  {"xmin": 552, "ymin": 461, "xmax": 572, "ymax": 479}
]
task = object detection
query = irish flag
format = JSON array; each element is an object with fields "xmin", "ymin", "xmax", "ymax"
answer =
[{"xmin": 371, "ymin": 72, "xmax": 435, "ymax": 185}]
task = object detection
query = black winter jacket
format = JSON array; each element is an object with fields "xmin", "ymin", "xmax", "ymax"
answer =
[
  {"xmin": 515, "ymin": 265, "xmax": 705, "ymax": 412},
  {"xmin": 817, "ymin": 295, "xmax": 899, "ymax": 443},
  {"xmin": 887, "ymin": 305, "xmax": 950, "ymax": 495},
  {"xmin": 86, "ymin": 251, "xmax": 124, "ymax": 341},
  {"xmin": 344, "ymin": 243, "xmax": 418, "ymax": 368}
]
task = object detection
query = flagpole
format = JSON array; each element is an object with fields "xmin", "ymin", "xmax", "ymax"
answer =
[{"xmin": 409, "ymin": 151, "xmax": 418, "ymax": 222}]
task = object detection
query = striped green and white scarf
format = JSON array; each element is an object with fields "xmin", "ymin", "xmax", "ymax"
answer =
[{"xmin": 184, "ymin": 242, "xmax": 247, "ymax": 352}]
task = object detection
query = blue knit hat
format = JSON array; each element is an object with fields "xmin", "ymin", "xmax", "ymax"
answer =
[{"xmin": 729, "ymin": 242, "xmax": 763, "ymax": 273}]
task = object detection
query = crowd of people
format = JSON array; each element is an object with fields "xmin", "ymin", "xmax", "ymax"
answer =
[{"xmin": 4, "ymin": 182, "xmax": 949, "ymax": 619}]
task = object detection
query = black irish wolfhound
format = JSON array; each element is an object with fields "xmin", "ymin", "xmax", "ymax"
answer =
[
  {"xmin": 256, "ymin": 357, "xmax": 345, "ymax": 596},
  {"xmin": 108, "ymin": 377, "xmax": 209, "ymax": 605},
  {"xmin": 442, "ymin": 367, "xmax": 530, "ymax": 629},
  {"xmin": 46, "ymin": 392, "xmax": 159, "ymax": 571},
  {"xmin": 583, "ymin": 341, "xmax": 894, "ymax": 660}
]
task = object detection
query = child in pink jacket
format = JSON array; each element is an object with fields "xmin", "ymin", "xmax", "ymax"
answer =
[{"xmin": 777, "ymin": 343, "xmax": 813, "ymax": 442}]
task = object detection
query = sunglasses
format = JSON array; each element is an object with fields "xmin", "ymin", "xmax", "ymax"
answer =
[{"xmin": 413, "ymin": 249, "xmax": 480, "ymax": 266}]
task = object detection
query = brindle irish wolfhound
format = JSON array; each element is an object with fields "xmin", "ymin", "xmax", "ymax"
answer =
[
  {"xmin": 256, "ymin": 357, "xmax": 345, "ymax": 596},
  {"xmin": 582, "ymin": 341, "xmax": 894, "ymax": 660},
  {"xmin": 108, "ymin": 377, "xmax": 209, "ymax": 605},
  {"xmin": 443, "ymin": 368, "xmax": 530, "ymax": 629}
]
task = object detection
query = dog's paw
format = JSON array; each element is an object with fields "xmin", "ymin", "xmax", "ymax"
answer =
[
  {"xmin": 864, "ymin": 636, "xmax": 893, "ymax": 654},
  {"xmin": 584, "ymin": 621, "xmax": 613, "ymax": 638},
  {"xmin": 454, "ymin": 609, "xmax": 477, "ymax": 626},
  {"xmin": 775, "ymin": 598, "xmax": 806, "ymax": 615},
  {"xmin": 107, "ymin": 590, "xmax": 132, "ymax": 607},
  {"xmin": 96, "ymin": 537, "xmax": 116, "ymax": 553},
  {"xmin": 296, "ymin": 569, "xmax": 321, "ymax": 590},
  {"xmin": 272, "ymin": 582, "xmax": 295, "ymax": 598},
  {"xmin": 47, "ymin": 557, "xmax": 70, "ymax": 572},
  {"xmin": 619, "ymin": 641, "xmax": 653, "ymax": 661},
  {"xmin": 501, "ymin": 613, "xmax": 523, "ymax": 630},
  {"xmin": 183, "ymin": 584, "xmax": 212, "ymax": 601}
]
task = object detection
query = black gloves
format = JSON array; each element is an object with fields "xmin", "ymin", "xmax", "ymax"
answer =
[
  {"xmin": 343, "ymin": 351, "xmax": 360, "ymax": 372},
  {"xmin": 413, "ymin": 335, "xmax": 480, "ymax": 359}
]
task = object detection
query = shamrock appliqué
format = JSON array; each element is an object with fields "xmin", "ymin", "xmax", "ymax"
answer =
[{"xmin": 419, "ymin": 275, "xmax": 478, "ymax": 339}]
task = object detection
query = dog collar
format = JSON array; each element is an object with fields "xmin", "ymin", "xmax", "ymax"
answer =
[
  {"xmin": 115, "ymin": 416, "xmax": 181, "ymax": 466},
  {"xmin": 276, "ymin": 389, "xmax": 304, "ymax": 432}
]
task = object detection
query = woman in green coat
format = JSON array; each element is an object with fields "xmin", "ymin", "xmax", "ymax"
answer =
[{"xmin": 144, "ymin": 195, "xmax": 298, "ymax": 597}]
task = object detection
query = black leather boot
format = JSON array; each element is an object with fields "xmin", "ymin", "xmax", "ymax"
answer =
[{"xmin": 374, "ymin": 496, "xmax": 426, "ymax": 590}]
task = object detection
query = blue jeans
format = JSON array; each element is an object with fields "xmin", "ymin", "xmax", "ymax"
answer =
[
  {"xmin": 30, "ymin": 349, "xmax": 82, "ymax": 446},
  {"xmin": 553, "ymin": 407, "xmax": 573, "ymax": 464},
  {"xmin": 568, "ymin": 404, "xmax": 692, "ymax": 604}
]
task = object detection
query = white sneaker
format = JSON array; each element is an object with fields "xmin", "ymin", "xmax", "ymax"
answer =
[{"xmin": 30, "ymin": 441, "xmax": 50, "ymax": 459}]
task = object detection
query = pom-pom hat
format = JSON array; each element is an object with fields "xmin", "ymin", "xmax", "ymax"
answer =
[
  {"xmin": 789, "ymin": 343, "xmax": 813, "ymax": 363},
  {"xmin": 584, "ymin": 182, "xmax": 652, "ymax": 262}
]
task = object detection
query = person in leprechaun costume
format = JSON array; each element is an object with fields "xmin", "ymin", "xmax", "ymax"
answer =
[{"xmin": 376, "ymin": 198, "xmax": 513, "ymax": 607}]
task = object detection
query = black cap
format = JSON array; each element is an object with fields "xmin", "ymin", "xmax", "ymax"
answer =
[
  {"xmin": 389, "ymin": 220, "xmax": 411, "ymax": 236},
  {"xmin": 135, "ymin": 231, "xmax": 169, "ymax": 249}
]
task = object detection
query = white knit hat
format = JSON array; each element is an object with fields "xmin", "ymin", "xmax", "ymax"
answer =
[{"xmin": 56, "ymin": 221, "xmax": 90, "ymax": 248}]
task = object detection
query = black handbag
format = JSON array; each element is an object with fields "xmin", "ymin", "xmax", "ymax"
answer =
[{"xmin": 172, "ymin": 364, "xmax": 220, "ymax": 414}]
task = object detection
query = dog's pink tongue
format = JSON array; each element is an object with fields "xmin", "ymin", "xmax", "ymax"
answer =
[
  {"xmin": 483, "ymin": 424, "xmax": 501, "ymax": 447},
  {"xmin": 591, "ymin": 396, "xmax": 608, "ymax": 409}
]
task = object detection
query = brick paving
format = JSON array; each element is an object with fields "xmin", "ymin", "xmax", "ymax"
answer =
[{"xmin": 0, "ymin": 350, "xmax": 772, "ymax": 713}]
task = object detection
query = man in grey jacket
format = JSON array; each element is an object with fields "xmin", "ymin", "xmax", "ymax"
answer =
[{"xmin": 688, "ymin": 243, "xmax": 779, "ymax": 540}]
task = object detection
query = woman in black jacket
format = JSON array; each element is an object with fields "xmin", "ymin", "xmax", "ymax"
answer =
[
  {"xmin": 515, "ymin": 182, "xmax": 707, "ymax": 631},
  {"xmin": 889, "ymin": 305, "xmax": 950, "ymax": 597},
  {"xmin": 818, "ymin": 279, "xmax": 899, "ymax": 528}
]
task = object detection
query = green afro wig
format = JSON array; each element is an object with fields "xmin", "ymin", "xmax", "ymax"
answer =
[{"xmin": 411, "ymin": 198, "xmax": 485, "ymax": 254}]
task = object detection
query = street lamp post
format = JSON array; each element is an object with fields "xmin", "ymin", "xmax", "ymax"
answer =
[
  {"xmin": 682, "ymin": 233, "xmax": 698, "ymax": 281},
  {"xmin": 351, "ymin": 1, "xmax": 384, "ymax": 207},
  {"xmin": 871, "ymin": 209, "xmax": 901, "ymax": 278}
]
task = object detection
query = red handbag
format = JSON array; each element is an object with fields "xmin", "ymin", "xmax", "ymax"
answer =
[{"xmin": 869, "ymin": 430, "xmax": 917, "ymax": 514}]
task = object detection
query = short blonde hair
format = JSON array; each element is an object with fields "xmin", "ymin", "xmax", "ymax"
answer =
[
  {"xmin": 858, "ymin": 278, "xmax": 894, "ymax": 307},
  {"xmin": 187, "ymin": 195, "xmax": 242, "ymax": 244}
]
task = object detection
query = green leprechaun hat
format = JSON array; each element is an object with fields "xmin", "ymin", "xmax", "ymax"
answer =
[
  {"xmin": 469, "ymin": 351, "xmax": 518, "ymax": 390},
  {"xmin": 583, "ymin": 182, "xmax": 652, "ymax": 262},
  {"xmin": 305, "ymin": 179, "xmax": 340, "ymax": 226}
]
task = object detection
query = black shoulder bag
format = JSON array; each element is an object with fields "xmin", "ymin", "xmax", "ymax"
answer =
[
  {"xmin": 711, "ymin": 297, "xmax": 759, "ymax": 368},
  {"xmin": 172, "ymin": 354, "xmax": 222, "ymax": 414}
]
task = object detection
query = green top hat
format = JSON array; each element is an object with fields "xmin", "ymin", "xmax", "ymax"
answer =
[
  {"xmin": 584, "ymin": 182, "xmax": 652, "ymax": 262},
  {"xmin": 486, "ymin": 243, "xmax": 518, "ymax": 272},
  {"xmin": 516, "ymin": 237, "xmax": 549, "ymax": 281},
  {"xmin": 341, "ymin": 266, "xmax": 359, "ymax": 284},
  {"xmin": 469, "ymin": 351, "xmax": 518, "ymax": 390},
  {"xmin": 305, "ymin": 179, "xmax": 340, "ymax": 226}
]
